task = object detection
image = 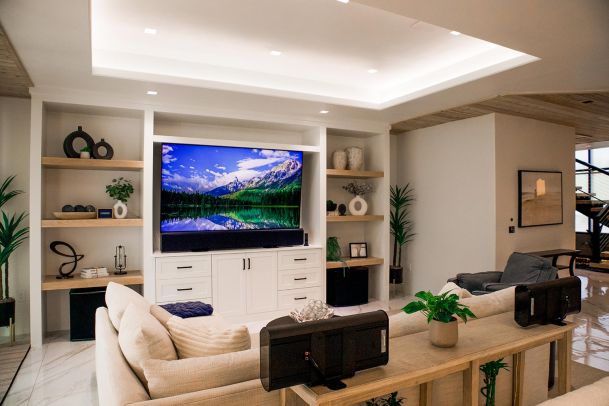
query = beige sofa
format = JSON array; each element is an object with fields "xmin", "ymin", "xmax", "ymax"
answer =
[
  {"xmin": 539, "ymin": 376, "xmax": 609, "ymax": 405},
  {"xmin": 96, "ymin": 283, "xmax": 550, "ymax": 405}
]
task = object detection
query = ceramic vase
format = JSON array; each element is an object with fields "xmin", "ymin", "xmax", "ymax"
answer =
[
  {"xmin": 348, "ymin": 195, "xmax": 368, "ymax": 216},
  {"xmin": 332, "ymin": 150, "xmax": 347, "ymax": 170},
  {"xmin": 346, "ymin": 146, "xmax": 364, "ymax": 170},
  {"xmin": 113, "ymin": 200, "xmax": 128, "ymax": 219},
  {"xmin": 429, "ymin": 318, "xmax": 458, "ymax": 348}
]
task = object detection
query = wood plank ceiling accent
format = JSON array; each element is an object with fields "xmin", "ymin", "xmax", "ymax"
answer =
[
  {"xmin": 0, "ymin": 23, "xmax": 33, "ymax": 98},
  {"xmin": 391, "ymin": 92, "xmax": 609, "ymax": 144}
]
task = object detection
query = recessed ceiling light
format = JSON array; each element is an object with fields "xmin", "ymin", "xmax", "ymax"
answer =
[
  {"xmin": 320, "ymin": 110, "xmax": 329, "ymax": 114},
  {"xmin": 450, "ymin": 31, "xmax": 461, "ymax": 36},
  {"xmin": 367, "ymin": 69, "xmax": 378, "ymax": 74},
  {"xmin": 147, "ymin": 90, "xmax": 158, "ymax": 95},
  {"xmin": 336, "ymin": 0, "xmax": 349, "ymax": 3},
  {"xmin": 270, "ymin": 50, "xmax": 282, "ymax": 56},
  {"xmin": 144, "ymin": 28, "xmax": 157, "ymax": 35}
]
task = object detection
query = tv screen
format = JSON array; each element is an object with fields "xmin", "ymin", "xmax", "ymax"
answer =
[{"xmin": 160, "ymin": 143, "xmax": 303, "ymax": 233}]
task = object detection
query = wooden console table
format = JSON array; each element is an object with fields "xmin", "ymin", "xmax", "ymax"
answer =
[
  {"xmin": 523, "ymin": 249, "xmax": 581, "ymax": 277},
  {"xmin": 284, "ymin": 312, "xmax": 574, "ymax": 406}
]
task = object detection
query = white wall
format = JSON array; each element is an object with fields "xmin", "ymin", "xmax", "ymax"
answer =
[
  {"xmin": 494, "ymin": 114, "xmax": 576, "ymax": 269},
  {"xmin": 397, "ymin": 115, "xmax": 497, "ymax": 294},
  {"xmin": 0, "ymin": 97, "xmax": 31, "ymax": 336}
]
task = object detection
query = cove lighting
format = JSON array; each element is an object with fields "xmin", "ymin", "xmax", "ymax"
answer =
[
  {"xmin": 144, "ymin": 28, "xmax": 157, "ymax": 35},
  {"xmin": 450, "ymin": 31, "xmax": 461, "ymax": 36},
  {"xmin": 147, "ymin": 90, "xmax": 158, "ymax": 95},
  {"xmin": 336, "ymin": 0, "xmax": 350, "ymax": 3},
  {"xmin": 319, "ymin": 110, "xmax": 329, "ymax": 114},
  {"xmin": 367, "ymin": 69, "xmax": 378, "ymax": 74},
  {"xmin": 270, "ymin": 50, "xmax": 282, "ymax": 56}
]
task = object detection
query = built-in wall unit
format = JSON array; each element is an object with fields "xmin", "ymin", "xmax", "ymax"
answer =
[{"xmin": 28, "ymin": 90, "xmax": 389, "ymax": 347}]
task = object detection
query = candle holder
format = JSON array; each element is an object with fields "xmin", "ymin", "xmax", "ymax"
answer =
[{"xmin": 114, "ymin": 245, "xmax": 127, "ymax": 275}]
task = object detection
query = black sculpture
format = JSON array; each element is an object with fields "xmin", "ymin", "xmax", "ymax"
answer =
[
  {"xmin": 63, "ymin": 126, "xmax": 95, "ymax": 158},
  {"xmin": 92, "ymin": 138, "xmax": 114, "ymax": 160},
  {"xmin": 50, "ymin": 241, "xmax": 84, "ymax": 279}
]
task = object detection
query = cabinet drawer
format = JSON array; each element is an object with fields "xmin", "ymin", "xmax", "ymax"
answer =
[
  {"xmin": 278, "ymin": 249, "xmax": 321, "ymax": 270},
  {"xmin": 277, "ymin": 288, "xmax": 322, "ymax": 310},
  {"xmin": 156, "ymin": 277, "xmax": 212, "ymax": 303},
  {"xmin": 278, "ymin": 268, "xmax": 321, "ymax": 291},
  {"xmin": 156, "ymin": 256, "xmax": 211, "ymax": 280}
]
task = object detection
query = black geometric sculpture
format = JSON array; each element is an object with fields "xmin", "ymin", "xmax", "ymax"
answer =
[
  {"xmin": 50, "ymin": 241, "xmax": 84, "ymax": 279},
  {"xmin": 63, "ymin": 126, "xmax": 95, "ymax": 158},
  {"xmin": 92, "ymin": 138, "xmax": 114, "ymax": 160}
]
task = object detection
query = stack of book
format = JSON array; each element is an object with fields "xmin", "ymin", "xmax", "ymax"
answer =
[{"xmin": 80, "ymin": 267, "xmax": 109, "ymax": 279}]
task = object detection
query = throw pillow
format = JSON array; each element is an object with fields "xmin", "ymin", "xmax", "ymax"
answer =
[
  {"xmin": 460, "ymin": 286, "xmax": 516, "ymax": 320},
  {"xmin": 438, "ymin": 281, "xmax": 473, "ymax": 299},
  {"xmin": 150, "ymin": 304, "xmax": 172, "ymax": 330},
  {"xmin": 166, "ymin": 316, "xmax": 251, "ymax": 359},
  {"xmin": 118, "ymin": 303, "xmax": 178, "ymax": 386},
  {"xmin": 106, "ymin": 282, "xmax": 150, "ymax": 331}
]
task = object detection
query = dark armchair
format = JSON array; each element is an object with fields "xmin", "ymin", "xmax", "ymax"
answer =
[{"xmin": 448, "ymin": 252, "xmax": 558, "ymax": 294}]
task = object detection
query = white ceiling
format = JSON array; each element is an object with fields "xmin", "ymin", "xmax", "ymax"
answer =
[{"xmin": 90, "ymin": 0, "xmax": 536, "ymax": 109}]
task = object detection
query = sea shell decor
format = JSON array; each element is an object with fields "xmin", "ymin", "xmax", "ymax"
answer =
[{"xmin": 290, "ymin": 300, "xmax": 334, "ymax": 323}]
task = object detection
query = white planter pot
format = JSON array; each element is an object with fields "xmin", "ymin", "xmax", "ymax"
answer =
[
  {"xmin": 80, "ymin": 151, "xmax": 90, "ymax": 159},
  {"xmin": 113, "ymin": 200, "xmax": 128, "ymax": 219},
  {"xmin": 429, "ymin": 319, "xmax": 458, "ymax": 348},
  {"xmin": 348, "ymin": 195, "xmax": 368, "ymax": 216}
]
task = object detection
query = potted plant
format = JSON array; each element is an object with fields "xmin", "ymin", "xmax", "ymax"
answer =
[
  {"xmin": 342, "ymin": 181, "xmax": 373, "ymax": 216},
  {"xmin": 326, "ymin": 200, "xmax": 338, "ymax": 216},
  {"xmin": 80, "ymin": 146, "xmax": 91, "ymax": 159},
  {"xmin": 390, "ymin": 184, "xmax": 414, "ymax": 285},
  {"xmin": 480, "ymin": 359, "xmax": 509, "ymax": 406},
  {"xmin": 403, "ymin": 290, "xmax": 476, "ymax": 347},
  {"xmin": 105, "ymin": 177, "xmax": 134, "ymax": 219},
  {"xmin": 0, "ymin": 176, "xmax": 29, "ymax": 340}
]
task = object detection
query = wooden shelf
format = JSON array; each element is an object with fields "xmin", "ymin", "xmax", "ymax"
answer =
[
  {"xmin": 326, "ymin": 169, "xmax": 384, "ymax": 179},
  {"xmin": 42, "ymin": 271, "xmax": 143, "ymax": 291},
  {"xmin": 41, "ymin": 218, "xmax": 143, "ymax": 228},
  {"xmin": 326, "ymin": 257, "xmax": 384, "ymax": 269},
  {"xmin": 326, "ymin": 215, "xmax": 384, "ymax": 222},
  {"xmin": 42, "ymin": 157, "xmax": 144, "ymax": 171}
]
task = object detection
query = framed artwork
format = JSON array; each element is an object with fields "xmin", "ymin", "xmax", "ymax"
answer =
[
  {"xmin": 518, "ymin": 170, "xmax": 563, "ymax": 227},
  {"xmin": 349, "ymin": 242, "xmax": 368, "ymax": 258}
]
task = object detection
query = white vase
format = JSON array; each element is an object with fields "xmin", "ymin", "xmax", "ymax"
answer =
[
  {"xmin": 346, "ymin": 147, "xmax": 364, "ymax": 170},
  {"xmin": 113, "ymin": 200, "xmax": 128, "ymax": 219},
  {"xmin": 348, "ymin": 195, "xmax": 368, "ymax": 216},
  {"xmin": 332, "ymin": 150, "xmax": 347, "ymax": 170}
]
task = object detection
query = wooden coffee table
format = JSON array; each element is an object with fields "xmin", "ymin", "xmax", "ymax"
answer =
[{"xmin": 283, "ymin": 312, "xmax": 575, "ymax": 406}]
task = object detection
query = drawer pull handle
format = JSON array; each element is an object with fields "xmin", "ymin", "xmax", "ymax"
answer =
[
  {"xmin": 176, "ymin": 266, "xmax": 193, "ymax": 269},
  {"xmin": 293, "ymin": 258, "xmax": 308, "ymax": 261},
  {"xmin": 294, "ymin": 296, "xmax": 307, "ymax": 300},
  {"xmin": 294, "ymin": 277, "xmax": 308, "ymax": 281},
  {"xmin": 177, "ymin": 288, "xmax": 193, "ymax": 292}
]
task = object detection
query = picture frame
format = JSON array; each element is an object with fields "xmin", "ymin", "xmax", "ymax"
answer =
[
  {"xmin": 518, "ymin": 170, "xmax": 563, "ymax": 227},
  {"xmin": 349, "ymin": 242, "xmax": 368, "ymax": 259}
]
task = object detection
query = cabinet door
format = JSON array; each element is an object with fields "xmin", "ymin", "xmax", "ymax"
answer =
[
  {"xmin": 212, "ymin": 253, "xmax": 247, "ymax": 316},
  {"xmin": 246, "ymin": 252, "xmax": 278, "ymax": 314}
]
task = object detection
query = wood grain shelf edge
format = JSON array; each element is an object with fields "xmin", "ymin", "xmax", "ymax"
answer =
[
  {"xmin": 42, "ymin": 271, "xmax": 143, "ymax": 291},
  {"xmin": 326, "ymin": 169, "xmax": 384, "ymax": 179},
  {"xmin": 326, "ymin": 257, "xmax": 384, "ymax": 269},
  {"xmin": 326, "ymin": 215, "xmax": 384, "ymax": 222},
  {"xmin": 41, "ymin": 218, "xmax": 144, "ymax": 228},
  {"xmin": 41, "ymin": 156, "xmax": 144, "ymax": 171}
]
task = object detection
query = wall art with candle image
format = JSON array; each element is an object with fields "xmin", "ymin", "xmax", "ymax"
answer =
[{"xmin": 518, "ymin": 170, "xmax": 563, "ymax": 227}]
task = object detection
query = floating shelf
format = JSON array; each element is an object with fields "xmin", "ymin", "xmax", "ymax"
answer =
[
  {"xmin": 326, "ymin": 215, "xmax": 384, "ymax": 222},
  {"xmin": 326, "ymin": 257, "xmax": 384, "ymax": 269},
  {"xmin": 42, "ymin": 157, "xmax": 144, "ymax": 171},
  {"xmin": 326, "ymin": 169, "xmax": 384, "ymax": 179},
  {"xmin": 42, "ymin": 271, "xmax": 143, "ymax": 291},
  {"xmin": 41, "ymin": 218, "xmax": 143, "ymax": 228}
]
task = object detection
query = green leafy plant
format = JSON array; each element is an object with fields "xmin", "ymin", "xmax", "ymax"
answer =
[
  {"xmin": 0, "ymin": 176, "xmax": 29, "ymax": 301},
  {"xmin": 402, "ymin": 290, "xmax": 476, "ymax": 323},
  {"xmin": 390, "ymin": 184, "xmax": 414, "ymax": 268},
  {"xmin": 366, "ymin": 392, "xmax": 404, "ymax": 406},
  {"xmin": 480, "ymin": 359, "xmax": 509, "ymax": 406},
  {"xmin": 105, "ymin": 177, "xmax": 134, "ymax": 203},
  {"xmin": 326, "ymin": 236, "xmax": 342, "ymax": 261},
  {"xmin": 80, "ymin": 146, "xmax": 91, "ymax": 153},
  {"xmin": 326, "ymin": 200, "xmax": 337, "ymax": 212}
]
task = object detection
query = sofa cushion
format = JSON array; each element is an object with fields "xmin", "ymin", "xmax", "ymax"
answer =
[
  {"xmin": 539, "ymin": 376, "xmax": 609, "ymax": 405},
  {"xmin": 167, "ymin": 316, "xmax": 251, "ymax": 359},
  {"xmin": 143, "ymin": 348, "xmax": 259, "ymax": 399},
  {"xmin": 500, "ymin": 253, "xmax": 556, "ymax": 284},
  {"xmin": 150, "ymin": 304, "xmax": 173, "ymax": 329},
  {"xmin": 460, "ymin": 286, "xmax": 515, "ymax": 319},
  {"xmin": 118, "ymin": 303, "xmax": 178, "ymax": 386},
  {"xmin": 106, "ymin": 282, "xmax": 150, "ymax": 331},
  {"xmin": 438, "ymin": 281, "xmax": 473, "ymax": 299}
]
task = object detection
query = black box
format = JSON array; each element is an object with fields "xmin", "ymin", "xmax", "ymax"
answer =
[
  {"xmin": 326, "ymin": 266, "xmax": 369, "ymax": 307},
  {"xmin": 70, "ymin": 287, "xmax": 106, "ymax": 341}
]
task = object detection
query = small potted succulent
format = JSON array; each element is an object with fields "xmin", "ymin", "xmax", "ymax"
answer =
[
  {"xmin": 80, "ymin": 146, "xmax": 91, "ymax": 159},
  {"xmin": 403, "ymin": 290, "xmax": 476, "ymax": 347},
  {"xmin": 326, "ymin": 200, "xmax": 338, "ymax": 216},
  {"xmin": 342, "ymin": 181, "xmax": 373, "ymax": 216},
  {"xmin": 105, "ymin": 177, "xmax": 134, "ymax": 219}
]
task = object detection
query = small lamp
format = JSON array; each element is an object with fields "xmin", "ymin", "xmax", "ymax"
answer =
[{"xmin": 114, "ymin": 245, "xmax": 127, "ymax": 275}]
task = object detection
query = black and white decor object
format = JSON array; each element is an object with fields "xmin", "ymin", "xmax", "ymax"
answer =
[
  {"xmin": 92, "ymin": 138, "xmax": 114, "ymax": 160},
  {"xmin": 114, "ymin": 245, "xmax": 127, "ymax": 275},
  {"xmin": 63, "ymin": 126, "xmax": 95, "ymax": 158},
  {"xmin": 349, "ymin": 242, "xmax": 368, "ymax": 259},
  {"xmin": 50, "ymin": 241, "xmax": 84, "ymax": 279}
]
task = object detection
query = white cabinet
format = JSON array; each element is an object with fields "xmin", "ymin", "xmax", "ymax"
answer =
[
  {"xmin": 212, "ymin": 253, "xmax": 248, "ymax": 316},
  {"xmin": 245, "ymin": 252, "xmax": 277, "ymax": 313}
]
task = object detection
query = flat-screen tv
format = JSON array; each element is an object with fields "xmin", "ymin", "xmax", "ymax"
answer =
[{"xmin": 158, "ymin": 142, "xmax": 305, "ymax": 252}]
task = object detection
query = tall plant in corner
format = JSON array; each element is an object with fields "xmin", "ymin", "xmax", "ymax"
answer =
[
  {"xmin": 0, "ymin": 176, "xmax": 29, "ymax": 332},
  {"xmin": 390, "ymin": 184, "xmax": 414, "ymax": 284}
]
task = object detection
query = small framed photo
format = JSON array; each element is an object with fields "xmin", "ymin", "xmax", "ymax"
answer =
[{"xmin": 349, "ymin": 242, "xmax": 368, "ymax": 259}]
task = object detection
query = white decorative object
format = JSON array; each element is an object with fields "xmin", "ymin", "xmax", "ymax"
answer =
[
  {"xmin": 332, "ymin": 150, "xmax": 347, "ymax": 170},
  {"xmin": 113, "ymin": 200, "xmax": 128, "ymax": 219},
  {"xmin": 80, "ymin": 151, "xmax": 90, "ymax": 159},
  {"xmin": 346, "ymin": 146, "xmax": 364, "ymax": 170},
  {"xmin": 349, "ymin": 195, "xmax": 368, "ymax": 216},
  {"xmin": 290, "ymin": 300, "xmax": 334, "ymax": 323}
]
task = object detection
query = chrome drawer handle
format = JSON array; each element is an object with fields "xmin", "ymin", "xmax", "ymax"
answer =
[
  {"xmin": 177, "ymin": 266, "xmax": 193, "ymax": 269},
  {"xmin": 294, "ymin": 296, "xmax": 307, "ymax": 300},
  {"xmin": 294, "ymin": 277, "xmax": 307, "ymax": 281},
  {"xmin": 177, "ymin": 288, "xmax": 193, "ymax": 292}
]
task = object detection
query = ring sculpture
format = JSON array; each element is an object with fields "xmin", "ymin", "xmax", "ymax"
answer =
[{"xmin": 50, "ymin": 241, "xmax": 84, "ymax": 279}]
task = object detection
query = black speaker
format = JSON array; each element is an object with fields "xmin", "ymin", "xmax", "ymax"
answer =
[
  {"xmin": 70, "ymin": 287, "xmax": 106, "ymax": 341},
  {"xmin": 161, "ymin": 228, "xmax": 304, "ymax": 252},
  {"xmin": 326, "ymin": 266, "xmax": 369, "ymax": 307}
]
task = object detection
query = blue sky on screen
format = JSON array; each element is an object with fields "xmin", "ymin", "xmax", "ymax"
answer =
[{"xmin": 161, "ymin": 143, "xmax": 302, "ymax": 193}]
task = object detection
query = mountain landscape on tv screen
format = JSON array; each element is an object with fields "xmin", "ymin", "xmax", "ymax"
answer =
[{"xmin": 160, "ymin": 144, "xmax": 302, "ymax": 232}]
